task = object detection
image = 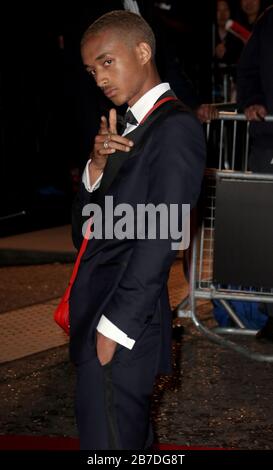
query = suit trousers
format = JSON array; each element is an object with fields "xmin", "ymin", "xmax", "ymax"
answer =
[{"xmin": 75, "ymin": 323, "xmax": 161, "ymax": 450}]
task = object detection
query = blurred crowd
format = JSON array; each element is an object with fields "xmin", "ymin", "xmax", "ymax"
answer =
[{"xmin": 213, "ymin": 0, "xmax": 267, "ymax": 102}]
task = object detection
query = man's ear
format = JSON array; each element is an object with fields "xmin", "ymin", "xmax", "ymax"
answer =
[{"xmin": 136, "ymin": 42, "xmax": 152, "ymax": 65}]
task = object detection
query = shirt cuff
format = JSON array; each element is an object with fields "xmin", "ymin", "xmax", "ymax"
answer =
[
  {"xmin": 96, "ymin": 315, "xmax": 136, "ymax": 350},
  {"xmin": 82, "ymin": 159, "xmax": 103, "ymax": 192}
]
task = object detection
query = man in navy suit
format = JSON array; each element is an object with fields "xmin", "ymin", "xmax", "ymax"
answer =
[{"xmin": 70, "ymin": 10, "xmax": 206, "ymax": 450}]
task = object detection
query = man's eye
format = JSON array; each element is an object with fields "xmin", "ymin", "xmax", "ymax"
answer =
[
  {"xmin": 89, "ymin": 70, "xmax": 96, "ymax": 77},
  {"xmin": 104, "ymin": 59, "xmax": 112, "ymax": 66}
]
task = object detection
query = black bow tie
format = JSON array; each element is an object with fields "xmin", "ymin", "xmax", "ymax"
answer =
[
  {"xmin": 117, "ymin": 110, "xmax": 138, "ymax": 134},
  {"xmin": 124, "ymin": 109, "xmax": 138, "ymax": 126}
]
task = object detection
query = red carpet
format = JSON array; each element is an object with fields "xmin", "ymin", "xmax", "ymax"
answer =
[{"xmin": 0, "ymin": 435, "xmax": 221, "ymax": 451}]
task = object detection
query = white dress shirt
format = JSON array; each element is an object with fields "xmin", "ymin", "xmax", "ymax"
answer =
[{"xmin": 82, "ymin": 82, "xmax": 171, "ymax": 349}]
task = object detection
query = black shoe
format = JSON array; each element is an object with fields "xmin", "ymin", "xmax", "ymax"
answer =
[{"xmin": 256, "ymin": 317, "xmax": 273, "ymax": 342}]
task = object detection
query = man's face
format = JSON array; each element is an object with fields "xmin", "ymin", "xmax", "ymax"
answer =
[
  {"xmin": 81, "ymin": 30, "xmax": 149, "ymax": 107},
  {"xmin": 241, "ymin": 0, "xmax": 260, "ymax": 17},
  {"xmin": 217, "ymin": 1, "xmax": 230, "ymax": 27}
]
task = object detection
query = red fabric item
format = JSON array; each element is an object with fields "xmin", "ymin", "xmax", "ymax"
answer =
[
  {"xmin": 54, "ymin": 221, "xmax": 91, "ymax": 334},
  {"xmin": 0, "ymin": 435, "xmax": 225, "ymax": 450},
  {"xmin": 225, "ymin": 20, "xmax": 251, "ymax": 43}
]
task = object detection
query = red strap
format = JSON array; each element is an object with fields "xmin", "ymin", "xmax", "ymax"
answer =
[
  {"xmin": 139, "ymin": 97, "xmax": 178, "ymax": 125},
  {"xmin": 68, "ymin": 95, "xmax": 177, "ymax": 290},
  {"xmin": 68, "ymin": 220, "xmax": 92, "ymax": 288}
]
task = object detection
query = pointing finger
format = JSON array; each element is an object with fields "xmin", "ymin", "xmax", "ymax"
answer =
[{"xmin": 109, "ymin": 108, "xmax": 117, "ymax": 135}]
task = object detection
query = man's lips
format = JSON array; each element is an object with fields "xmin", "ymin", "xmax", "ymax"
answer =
[{"xmin": 103, "ymin": 88, "xmax": 118, "ymax": 98}]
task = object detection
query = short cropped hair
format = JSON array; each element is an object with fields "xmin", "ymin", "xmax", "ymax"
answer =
[{"xmin": 81, "ymin": 10, "xmax": 156, "ymax": 58}]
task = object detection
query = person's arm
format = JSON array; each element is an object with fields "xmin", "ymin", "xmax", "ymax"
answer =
[
  {"xmin": 71, "ymin": 109, "xmax": 134, "ymax": 249},
  {"xmin": 243, "ymin": 104, "xmax": 267, "ymax": 121},
  {"xmin": 195, "ymin": 104, "xmax": 219, "ymax": 123},
  {"xmin": 71, "ymin": 182, "xmax": 95, "ymax": 250},
  {"xmin": 82, "ymin": 158, "xmax": 103, "ymax": 192},
  {"xmin": 98, "ymin": 112, "xmax": 206, "ymax": 344}
]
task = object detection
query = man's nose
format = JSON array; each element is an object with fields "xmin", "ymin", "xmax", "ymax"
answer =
[{"xmin": 96, "ymin": 70, "xmax": 109, "ymax": 88}]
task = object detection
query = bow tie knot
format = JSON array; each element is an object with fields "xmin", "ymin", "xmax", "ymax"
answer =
[{"xmin": 124, "ymin": 109, "xmax": 138, "ymax": 126}]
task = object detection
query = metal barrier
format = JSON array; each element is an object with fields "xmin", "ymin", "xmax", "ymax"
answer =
[{"xmin": 177, "ymin": 112, "xmax": 273, "ymax": 362}]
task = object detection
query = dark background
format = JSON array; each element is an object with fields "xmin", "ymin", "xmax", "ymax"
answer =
[{"xmin": 0, "ymin": 0, "xmax": 272, "ymax": 235}]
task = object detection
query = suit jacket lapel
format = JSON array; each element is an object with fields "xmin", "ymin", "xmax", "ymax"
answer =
[
  {"xmin": 81, "ymin": 90, "xmax": 182, "ymax": 260},
  {"xmin": 98, "ymin": 90, "xmax": 177, "ymax": 196},
  {"xmin": 98, "ymin": 123, "xmax": 147, "ymax": 196}
]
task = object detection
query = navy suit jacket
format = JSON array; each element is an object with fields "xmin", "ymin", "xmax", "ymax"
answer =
[{"xmin": 70, "ymin": 93, "xmax": 206, "ymax": 372}]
